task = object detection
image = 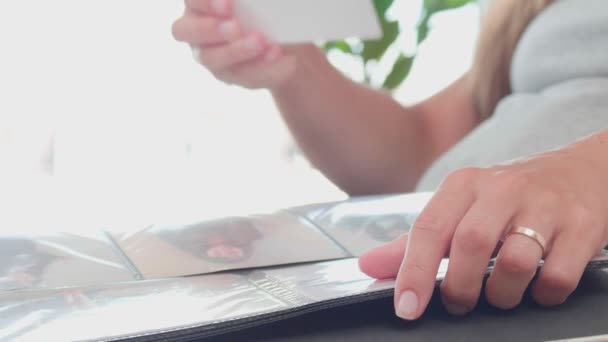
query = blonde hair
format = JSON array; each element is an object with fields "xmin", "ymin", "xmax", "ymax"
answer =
[{"xmin": 470, "ymin": 0, "xmax": 554, "ymax": 120}]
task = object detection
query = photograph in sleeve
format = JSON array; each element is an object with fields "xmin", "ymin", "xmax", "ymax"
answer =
[
  {"xmin": 109, "ymin": 212, "xmax": 347, "ymax": 279},
  {"xmin": 0, "ymin": 232, "xmax": 136, "ymax": 291},
  {"xmin": 307, "ymin": 193, "xmax": 434, "ymax": 256}
]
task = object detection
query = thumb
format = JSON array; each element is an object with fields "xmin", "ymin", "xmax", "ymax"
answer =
[{"xmin": 358, "ymin": 234, "xmax": 409, "ymax": 280}]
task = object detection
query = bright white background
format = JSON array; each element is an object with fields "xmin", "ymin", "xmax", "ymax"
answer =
[{"xmin": 0, "ymin": 1, "xmax": 479, "ymax": 229}]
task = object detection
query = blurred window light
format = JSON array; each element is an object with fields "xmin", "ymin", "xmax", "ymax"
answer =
[{"xmin": 0, "ymin": 1, "xmax": 479, "ymax": 227}]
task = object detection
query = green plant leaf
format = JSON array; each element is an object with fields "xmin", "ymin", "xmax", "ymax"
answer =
[
  {"xmin": 423, "ymin": 0, "xmax": 442, "ymax": 13},
  {"xmin": 324, "ymin": 41, "xmax": 353, "ymax": 54},
  {"xmin": 373, "ymin": 0, "xmax": 395, "ymax": 16},
  {"xmin": 424, "ymin": 0, "xmax": 473, "ymax": 14},
  {"xmin": 443, "ymin": 0, "xmax": 474, "ymax": 8},
  {"xmin": 417, "ymin": 15, "xmax": 431, "ymax": 44},
  {"xmin": 321, "ymin": 0, "xmax": 477, "ymax": 91},
  {"xmin": 361, "ymin": 18, "xmax": 400, "ymax": 62},
  {"xmin": 382, "ymin": 54, "xmax": 414, "ymax": 90}
]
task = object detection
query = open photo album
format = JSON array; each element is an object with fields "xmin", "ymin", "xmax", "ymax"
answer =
[{"xmin": 2, "ymin": 192, "xmax": 608, "ymax": 341}]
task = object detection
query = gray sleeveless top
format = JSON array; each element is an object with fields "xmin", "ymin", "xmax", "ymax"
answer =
[{"xmin": 416, "ymin": 0, "xmax": 608, "ymax": 191}]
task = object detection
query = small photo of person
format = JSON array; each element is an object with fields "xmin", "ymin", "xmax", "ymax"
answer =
[
  {"xmin": 111, "ymin": 212, "xmax": 346, "ymax": 279},
  {"xmin": 0, "ymin": 237, "xmax": 60, "ymax": 290},
  {"xmin": 0, "ymin": 233, "xmax": 134, "ymax": 291},
  {"xmin": 311, "ymin": 210, "xmax": 418, "ymax": 257},
  {"xmin": 156, "ymin": 217, "xmax": 263, "ymax": 265}
]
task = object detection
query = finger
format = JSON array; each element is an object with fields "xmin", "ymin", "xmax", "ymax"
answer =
[
  {"xmin": 185, "ymin": 0, "xmax": 232, "ymax": 17},
  {"xmin": 194, "ymin": 33, "xmax": 267, "ymax": 71},
  {"xmin": 173, "ymin": 16, "xmax": 241, "ymax": 45},
  {"xmin": 532, "ymin": 211, "xmax": 603, "ymax": 306},
  {"xmin": 440, "ymin": 198, "xmax": 515, "ymax": 315},
  {"xmin": 359, "ymin": 234, "xmax": 409, "ymax": 280},
  {"xmin": 359, "ymin": 234, "xmax": 452, "ymax": 280},
  {"xmin": 485, "ymin": 214, "xmax": 557, "ymax": 310},
  {"xmin": 219, "ymin": 48, "xmax": 296, "ymax": 88},
  {"xmin": 394, "ymin": 169, "xmax": 478, "ymax": 320}
]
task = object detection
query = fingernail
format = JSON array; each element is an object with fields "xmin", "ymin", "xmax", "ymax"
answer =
[
  {"xmin": 211, "ymin": 0, "xmax": 228, "ymax": 15},
  {"xmin": 243, "ymin": 34, "xmax": 263, "ymax": 53},
  {"xmin": 396, "ymin": 290, "xmax": 419, "ymax": 320},
  {"xmin": 444, "ymin": 302, "xmax": 470, "ymax": 316},
  {"xmin": 218, "ymin": 20, "xmax": 239, "ymax": 39}
]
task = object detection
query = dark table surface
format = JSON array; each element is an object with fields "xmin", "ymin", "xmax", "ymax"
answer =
[{"xmin": 205, "ymin": 269, "xmax": 608, "ymax": 342}]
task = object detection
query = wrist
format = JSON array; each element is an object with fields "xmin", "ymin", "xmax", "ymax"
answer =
[
  {"xmin": 588, "ymin": 129, "xmax": 608, "ymax": 170},
  {"xmin": 568, "ymin": 129, "xmax": 608, "ymax": 181},
  {"xmin": 577, "ymin": 129, "xmax": 608, "ymax": 161}
]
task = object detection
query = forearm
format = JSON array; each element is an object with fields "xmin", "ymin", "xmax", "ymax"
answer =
[{"xmin": 271, "ymin": 46, "xmax": 435, "ymax": 195}]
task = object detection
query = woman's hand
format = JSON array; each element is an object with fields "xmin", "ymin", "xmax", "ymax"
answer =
[
  {"xmin": 172, "ymin": 0, "xmax": 297, "ymax": 89},
  {"xmin": 359, "ymin": 132, "xmax": 608, "ymax": 319}
]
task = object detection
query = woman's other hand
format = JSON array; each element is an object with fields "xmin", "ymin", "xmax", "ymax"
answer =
[
  {"xmin": 172, "ymin": 0, "xmax": 297, "ymax": 89},
  {"xmin": 359, "ymin": 132, "xmax": 608, "ymax": 319}
]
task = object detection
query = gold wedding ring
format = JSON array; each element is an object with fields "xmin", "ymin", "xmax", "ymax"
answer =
[{"xmin": 508, "ymin": 226, "xmax": 547, "ymax": 256}]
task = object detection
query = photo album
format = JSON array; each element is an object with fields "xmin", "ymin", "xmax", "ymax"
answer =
[
  {"xmin": 2, "ymin": 192, "xmax": 608, "ymax": 342},
  {"xmin": 3, "ymin": 1, "xmax": 608, "ymax": 341}
]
